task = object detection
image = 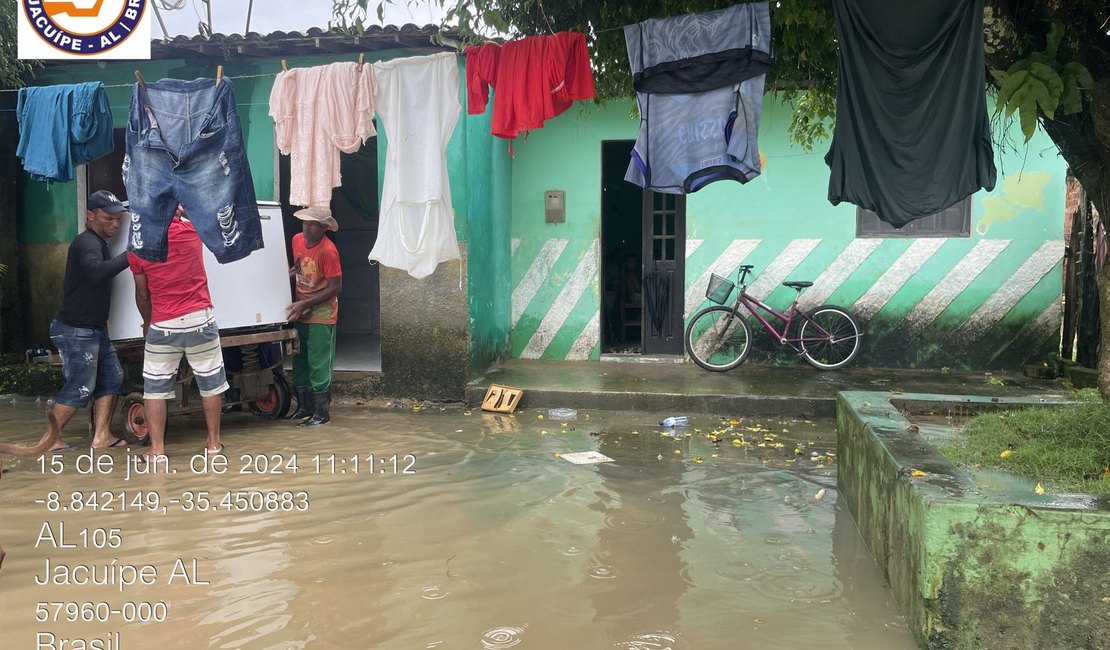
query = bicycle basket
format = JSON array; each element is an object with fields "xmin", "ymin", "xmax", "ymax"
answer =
[{"xmin": 705, "ymin": 273, "xmax": 735, "ymax": 305}]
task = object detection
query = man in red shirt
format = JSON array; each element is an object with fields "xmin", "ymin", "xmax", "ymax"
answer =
[
  {"xmin": 129, "ymin": 206, "xmax": 228, "ymax": 460},
  {"xmin": 285, "ymin": 206, "xmax": 343, "ymax": 426}
]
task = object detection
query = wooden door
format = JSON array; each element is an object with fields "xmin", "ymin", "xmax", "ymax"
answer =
[{"xmin": 641, "ymin": 192, "xmax": 686, "ymax": 354}]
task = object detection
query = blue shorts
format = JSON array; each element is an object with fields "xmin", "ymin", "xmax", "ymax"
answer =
[
  {"xmin": 48, "ymin": 319, "xmax": 124, "ymax": 408},
  {"xmin": 123, "ymin": 77, "xmax": 263, "ymax": 265}
]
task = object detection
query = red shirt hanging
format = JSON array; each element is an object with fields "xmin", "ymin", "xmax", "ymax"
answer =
[{"xmin": 466, "ymin": 32, "xmax": 596, "ymax": 140}]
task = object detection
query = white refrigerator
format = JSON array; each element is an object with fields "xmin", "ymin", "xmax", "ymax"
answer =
[{"xmin": 106, "ymin": 201, "xmax": 292, "ymax": 341}]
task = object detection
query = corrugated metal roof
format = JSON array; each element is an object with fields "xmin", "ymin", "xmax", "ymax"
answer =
[{"xmin": 150, "ymin": 24, "xmax": 459, "ymax": 60}]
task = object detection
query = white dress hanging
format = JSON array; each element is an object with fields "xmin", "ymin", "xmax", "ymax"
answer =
[{"xmin": 368, "ymin": 52, "xmax": 461, "ymax": 279}]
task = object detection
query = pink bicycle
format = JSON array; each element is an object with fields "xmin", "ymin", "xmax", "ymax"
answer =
[{"xmin": 684, "ymin": 264, "xmax": 862, "ymax": 371}]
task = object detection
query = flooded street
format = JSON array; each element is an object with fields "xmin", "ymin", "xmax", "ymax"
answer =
[{"xmin": 0, "ymin": 400, "xmax": 915, "ymax": 649}]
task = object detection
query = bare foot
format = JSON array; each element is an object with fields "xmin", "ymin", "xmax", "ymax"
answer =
[{"xmin": 91, "ymin": 437, "xmax": 126, "ymax": 449}]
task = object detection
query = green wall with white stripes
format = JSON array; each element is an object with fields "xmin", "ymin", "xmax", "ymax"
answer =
[{"xmin": 507, "ymin": 97, "xmax": 1065, "ymax": 369}]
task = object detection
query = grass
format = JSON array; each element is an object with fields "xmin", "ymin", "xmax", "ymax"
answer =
[
  {"xmin": 943, "ymin": 389, "xmax": 1110, "ymax": 494},
  {"xmin": 0, "ymin": 355, "xmax": 63, "ymax": 396}
]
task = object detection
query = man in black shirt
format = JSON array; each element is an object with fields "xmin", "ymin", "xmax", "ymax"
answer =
[{"xmin": 48, "ymin": 190, "xmax": 131, "ymax": 450}]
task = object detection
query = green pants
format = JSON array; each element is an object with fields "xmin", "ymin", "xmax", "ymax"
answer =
[{"xmin": 293, "ymin": 322, "xmax": 336, "ymax": 392}]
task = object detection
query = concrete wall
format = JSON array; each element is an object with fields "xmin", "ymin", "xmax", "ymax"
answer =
[
  {"xmin": 509, "ymin": 99, "xmax": 1066, "ymax": 369},
  {"xmin": 836, "ymin": 392, "xmax": 1110, "ymax": 649}
]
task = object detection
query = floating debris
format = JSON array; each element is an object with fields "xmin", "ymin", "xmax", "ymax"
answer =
[{"xmin": 815, "ymin": 488, "xmax": 827, "ymax": 500}]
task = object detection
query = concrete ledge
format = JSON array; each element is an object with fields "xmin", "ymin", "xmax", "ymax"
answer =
[
  {"xmin": 463, "ymin": 384, "xmax": 835, "ymax": 418},
  {"xmin": 837, "ymin": 391, "xmax": 1110, "ymax": 650}
]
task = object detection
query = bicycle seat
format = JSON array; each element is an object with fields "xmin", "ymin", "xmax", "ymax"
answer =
[{"xmin": 782, "ymin": 281, "xmax": 813, "ymax": 289}]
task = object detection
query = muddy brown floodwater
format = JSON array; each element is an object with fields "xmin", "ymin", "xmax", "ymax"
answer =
[{"xmin": 0, "ymin": 400, "xmax": 916, "ymax": 649}]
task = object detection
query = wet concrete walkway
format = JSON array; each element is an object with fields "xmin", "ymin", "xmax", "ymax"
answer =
[{"xmin": 466, "ymin": 359, "xmax": 1067, "ymax": 417}]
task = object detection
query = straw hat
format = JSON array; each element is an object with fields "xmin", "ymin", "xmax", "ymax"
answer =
[{"xmin": 294, "ymin": 206, "xmax": 339, "ymax": 232}]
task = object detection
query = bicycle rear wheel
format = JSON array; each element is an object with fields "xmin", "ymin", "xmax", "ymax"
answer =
[
  {"xmin": 799, "ymin": 305, "xmax": 861, "ymax": 370},
  {"xmin": 685, "ymin": 306, "xmax": 752, "ymax": 371}
]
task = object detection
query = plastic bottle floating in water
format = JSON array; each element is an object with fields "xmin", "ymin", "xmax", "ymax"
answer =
[{"xmin": 659, "ymin": 416, "xmax": 689, "ymax": 427}]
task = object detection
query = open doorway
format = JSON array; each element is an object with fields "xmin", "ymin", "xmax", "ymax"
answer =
[
  {"xmin": 280, "ymin": 141, "xmax": 381, "ymax": 372},
  {"xmin": 601, "ymin": 140, "xmax": 645, "ymax": 353},
  {"xmin": 600, "ymin": 141, "xmax": 687, "ymax": 356}
]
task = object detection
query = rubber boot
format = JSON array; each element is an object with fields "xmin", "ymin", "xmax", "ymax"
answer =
[
  {"xmin": 299, "ymin": 390, "xmax": 331, "ymax": 427},
  {"xmin": 287, "ymin": 386, "xmax": 314, "ymax": 420}
]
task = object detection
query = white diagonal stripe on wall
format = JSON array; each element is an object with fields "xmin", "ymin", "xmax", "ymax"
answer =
[
  {"xmin": 796, "ymin": 239, "xmax": 883, "ymax": 312},
  {"xmin": 686, "ymin": 239, "xmax": 703, "ymax": 259},
  {"xmin": 521, "ymin": 239, "xmax": 600, "ymax": 359},
  {"xmin": 853, "ymin": 239, "xmax": 948, "ymax": 321},
  {"xmin": 986, "ymin": 295, "xmax": 1062, "ymax": 366},
  {"xmin": 951, "ymin": 240, "xmax": 1064, "ymax": 345},
  {"xmin": 902, "ymin": 239, "xmax": 1011, "ymax": 336},
  {"xmin": 567, "ymin": 312, "xmax": 600, "ymax": 360},
  {"xmin": 512, "ymin": 238, "xmax": 568, "ymax": 327},
  {"xmin": 511, "ymin": 238, "xmax": 521, "ymax": 256},
  {"xmin": 746, "ymin": 239, "xmax": 822, "ymax": 301},
  {"xmin": 683, "ymin": 239, "xmax": 762, "ymax": 318}
]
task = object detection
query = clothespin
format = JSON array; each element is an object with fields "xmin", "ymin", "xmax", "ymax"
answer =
[
  {"xmin": 133, "ymin": 70, "xmax": 146, "ymax": 89},
  {"xmin": 357, "ymin": 53, "xmax": 364, "ymax": 70},
  {"xmin": 215, "ymin": 65, "xmax": 223, "ymax": 87},
  {"xmin": 281, "ymin": 59, "xmax": 288, "ymax": 72}
]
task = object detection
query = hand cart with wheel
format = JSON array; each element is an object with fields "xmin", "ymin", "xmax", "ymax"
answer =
[
  {"xmin": 112, "ymin": 326, "xmax": 299, "ymax": 444},
  {"xmin": 104, "ymin": 201, "xmax": 298, "ymax": 443}
]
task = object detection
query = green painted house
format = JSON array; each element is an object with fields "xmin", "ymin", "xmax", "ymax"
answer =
[{"xmin": 14, "ymin": 27, "xmax": 1065, "ymax": 401}]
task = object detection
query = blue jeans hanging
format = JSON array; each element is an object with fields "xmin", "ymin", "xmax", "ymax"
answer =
[{"xmin": 124, "ymin": 77, "xmax": 264, "ymax": 264}]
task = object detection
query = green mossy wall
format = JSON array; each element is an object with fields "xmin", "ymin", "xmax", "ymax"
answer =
[{"xmin": 837, "ymin": 392, "xmax": 1110, "ymax": 649}]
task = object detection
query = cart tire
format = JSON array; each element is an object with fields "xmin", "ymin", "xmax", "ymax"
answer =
[
  {"xmin": 120, "ymin": 392, "xmax": 150, "ymax": 445},
  {"xmin": 251, "ymin": 371, "xmax": 292, "ymax": 419}
]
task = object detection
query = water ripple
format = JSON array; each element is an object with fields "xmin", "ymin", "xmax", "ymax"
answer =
[
  {"xmin": 586, "ymin": 565, "xmax": 618, "ymax": 579},
  {"xmin": 480, "ymin": 626, "xmax": 525, "ymax": 649},
  {"xmin": 615, "ymin": 631, "xmax": 688, "ymax": 649},
  {"xmin": 749, "ymin": 565, "xmax": 841, "ymax": 604},
  {"xmin": 604, "ymin": 510, "xmax": 666, "ymax": 531},
  {"xmin": 420, "ymin": 585, "xmax": 449, "ymax": 600}
]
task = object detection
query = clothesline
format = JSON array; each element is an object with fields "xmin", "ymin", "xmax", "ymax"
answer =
[{"xmin": 0, "ymin": 72, "xmax": 280, "ymax": 94}]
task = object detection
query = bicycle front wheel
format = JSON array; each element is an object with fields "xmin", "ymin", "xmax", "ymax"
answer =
[
  {"xmin": 799, "ymin": 305, "xmax": 861, "ymax": 370},
  {"xmin": 685, "ymin": 306, "xmax": 753, "ymax": 371}
]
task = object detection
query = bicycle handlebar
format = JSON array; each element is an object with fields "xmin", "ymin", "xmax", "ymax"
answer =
[{"xmin": 736, "ymin": 264, "xmax": 754, "ymax": 286}]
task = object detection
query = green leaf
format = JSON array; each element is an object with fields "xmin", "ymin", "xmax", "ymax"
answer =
[
  {"xmin": 996, "ymin": 69, "xmax": 1028, "ymax": 113},
  {"xmin": 1062, "ymin": 61, "xmax": 1094, "ymax": 89},
  {"xmin": 989, "ymin": 69, "xmax": 1007, "ymax": 85},
  {"xmin": 1059, "ymin": 84, "xmax": 1082, "ymax": 114},
  {"xmin": 1018, "ymin": 96, "xmax": 1038, "ymax": 140},
  {"xmin": 1059, "ymin": 62, "xmax": 1093, "ymax": 114},
  {"xmin": 1027, "ymin": 62, "xmax": 1063, "ymax": 119},
  {"xmin": 483, "ymin": 10, "xmax": 509, "ymax": 33},
  {"xmin": 1006, "ymin": 58, "xmax": 1032, "ymax": 75},
  {"xmin": 1005, "ymin": 83, "xmax": 1033, "ymax": 118},
  {"xmin": 1044, "ymin": 20, "xmax": 1063, "ymax": 59}
]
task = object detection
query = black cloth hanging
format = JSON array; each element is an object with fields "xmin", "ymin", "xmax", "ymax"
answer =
[
  {"xmin": 643, "ymin": 268, "xmax": 673, "ymax": 335},
  {"xmin": 825, "ymin": 0, "xmax": 996, "ymax": 227}
]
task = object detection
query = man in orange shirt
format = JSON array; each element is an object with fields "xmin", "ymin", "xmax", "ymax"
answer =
[{"xmin": 286, "ymin": 207, "xmax": 343, "ymax": 426}]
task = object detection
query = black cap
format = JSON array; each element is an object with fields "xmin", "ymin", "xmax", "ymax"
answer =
[{"xmin": 87, "ymin": 190, "xmax": 127, "ymax": 213}]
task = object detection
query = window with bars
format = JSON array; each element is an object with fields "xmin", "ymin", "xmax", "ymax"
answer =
[{"xmin": 856, "ymin": 197, "xmax": 971, "ymax": 238}]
